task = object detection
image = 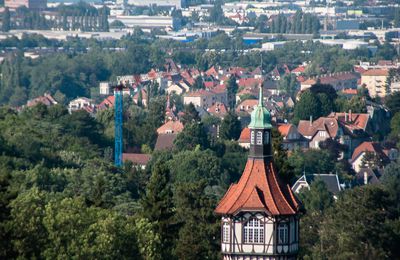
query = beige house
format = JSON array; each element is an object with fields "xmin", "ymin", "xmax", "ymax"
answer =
[
  {"xmin": 300, "ymin": 72, "xmax": 359, "ymax": 91},
  {"xmin": 183, "ymin": 88, "xmax": 228, "ymax": 109},
  {"xmin": 360, "ymin": 69, "xmax": 389, "ymax": 98}
]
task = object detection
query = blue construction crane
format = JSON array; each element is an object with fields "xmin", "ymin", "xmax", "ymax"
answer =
[{"xmin": 114, "ymin": 84, "xmax": 124, "ymax": 167}]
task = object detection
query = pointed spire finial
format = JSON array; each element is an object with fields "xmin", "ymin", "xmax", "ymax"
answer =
[{"xmin": 258, "ymin": 83, "xmax": 263, "ymax": 107}]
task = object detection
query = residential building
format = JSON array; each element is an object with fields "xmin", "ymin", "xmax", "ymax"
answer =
[
  {"xmin": 238, "ymin": 127, "xmax": 250, "ymax": 149},
  {"xmin": 133, "ymin": 89, "xmax": 148, "ymax": 107},
  {"xmin": 26, "ymin": 93, "xmax": 58, "ymax": 107},
  {"xmin": 99, "ymin": 82, "xmax": 111, "ymax": 95},
  {"xmin": 277, "ymin": 124, "xmax": 308, "ymax": 151},
  {"xmin": 215, "ymin": 88, "xmax": 300, "ymax": 260},
  {"xmin": 183, "ymin": 87, "xmax": 228, "ymax": 110},
  {"xmin": 122, "ymin": 153, "xmax": 151, "ymax": 169},
  {"xmin": 297, "ymin": 117, "xmax": 342, "ymax": 149},
  {"xmin": 360, "ymin": 69, "xmax": 389, "ymax": 98},
  {"xmin": 207, "ymin": 102, "xmax": 227, "ymax": 119},
  {"xmin": 355, "ymin": 168, "xmax": 382, "ymax": 186},
  {"xmin": 68, "ymin": 97, "xmax": 95, "ymax": 114},
  {"xmin": 157, "ymin": 120, "xmax": 184, "ymax": 135},
  {"xmin": 5, "ymin": 0, "xmax": 46, "ymax": 9},
  {"xmin": 300, "ymin": 72, "xmax": 359, "ymax": 91},
  {"xmin": 350, "ymin": 141, "xmax": 391, "ymax": 173},
  {"xmin": 292, "ymin": 174, "xmax": 342, "ymax": 199},
  {"xmin": 97, "ymin": 96, "xmax": 115, "ymax": 111}
]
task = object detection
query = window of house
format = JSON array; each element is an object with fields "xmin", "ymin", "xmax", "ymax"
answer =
[
  {"xmin": 264, "ymin": 131, "xmax": 270, "ymax": 144},
  {"xmin": 223, "ymin": 222, "xmax": 230, "ymax": 243},
  {"xmin": 251, "ymin": 131, "xmax": 255, "ymax": 144},
  {"xmin": 244, "ymin": 218, "xmax": 264, "ymax": 244},
  {"xmin": 256, "ymin": 131, "xmax": 263, "ymax": 145},
  {"xmin": 277, "ymin": 223, "xmax": 288, "ymax": 244}
]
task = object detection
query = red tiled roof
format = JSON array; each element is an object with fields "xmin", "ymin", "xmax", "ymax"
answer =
[
  {"xmin": 155, "ymin": 133, "xmax": 177, "ymax": 151},
  {"xmin": 236, "ymin": 99, "xmax": 259, "ymax": 114},
  {"xmin": 278, "ymin": 124, "xmax": 292, "ymax": 137},
  {"xmin": 98, "ymin": 96, "xmax": 115, "ymax": 110},
  {"xmin": 351, "ymin": 141, "xmax": 389, "ymax": 163},
  {"xmin": 291, "ymin": 65, "xmax": 306, "ymax": 74},
  {"xmin": 215, "ymin": 159, "xmax": 300, "ymax": 215},
  {"xmin": 122, "ymin": 153, "xmax": 151, "ymax": 165},
  {"xmin": 208, "ymin": 102, "xmax": 227, "ymax": 117},
  {"xmin": 205, "ymin": 66, "xmax": 219, "ymax": 77},
  {"xmin": 328, "ymin": 112, "xmax": 369, "ymax": 132},
  {"xmin": 238, "ymin": 78, "xmax": 262, "ymax": 88},
  {"xmin": 26, "ymin": 94, "xmax": 58, "ymax": 107},
  {"xmin": 361, "ymin": 69, "xmax": 389, "ymax": 76},
  {"xmin": 239, "ymin": 127, "xmax": 250, "ymax": 142},
  {"xmin": 157, "ymin": 120, "xmax": 184, "ymax": 134},
  {"xmin": 342, "ymin": 88, "xmax": 358, "ymax": 95}
]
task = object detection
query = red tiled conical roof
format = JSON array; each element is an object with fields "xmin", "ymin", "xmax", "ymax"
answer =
[{"xmin": 215, "ymin": 158, "xmax": 300, "ymax": 216}]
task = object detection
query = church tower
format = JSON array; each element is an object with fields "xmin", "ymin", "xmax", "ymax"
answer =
[{"xmin": 215, "ymin": 86, "xmax": 300, "ymax": 260}]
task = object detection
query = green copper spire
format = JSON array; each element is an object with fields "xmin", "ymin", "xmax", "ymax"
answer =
[{"xmin": 249, "ymin": 84, "xmax": 272, "ymax": 129}]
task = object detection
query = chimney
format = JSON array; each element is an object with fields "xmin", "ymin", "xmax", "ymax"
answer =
[
  {"xmin": 345, "ymin": 112, "xmax": 348, "ymax": 122},
  {"xmin": 349, "ymin": 109, "xmax": 352, "ymax": 122},
  {"xmin": 364, "ymin": 171, "xmax": 368, "ymax": 185},
  {"xmin": 309, "ymin": 115, "xmax": 313, "ymax": 126}
]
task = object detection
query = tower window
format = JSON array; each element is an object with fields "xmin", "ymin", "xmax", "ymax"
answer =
[
  {"xmin": 251, "ymin": 131, "xmax": 255, "ymax": 144},
  {"xmin": 277, "ymin": 223, "xmax": 288, "ymax": 244},
  {"xmin": 244, "ymin": 218, "xmax": 264, "ymax": 244},
  {"xmin": 264, "ymin": 131, "xmax": 270, "ymax": 144},
  {"xmin": 256, "ymin": 131, "xmax": 263, "ymax": 145},
  {"xmin": 223, "ymin": 222, "xmax": 230, "ymax": 243}
]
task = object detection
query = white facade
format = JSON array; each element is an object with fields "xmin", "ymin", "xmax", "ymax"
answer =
[
  {"xmin": 221, "ymin": 213, "xmax": 299, "ymax": 260},
  {"xmin": 99, "ymin": 82, "xmax": 111, "ymax": 95}
]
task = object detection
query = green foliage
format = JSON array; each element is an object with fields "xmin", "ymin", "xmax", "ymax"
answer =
[
  {"xmin": 2, "ymin": 8, "xmax": 10, "ymax": 32},
  {"xmin": 277, "ymin": 74, "xmax": 298, "ymax": 98},
  {"xmin": 386, "ymin": 92, "xmax": 400, "ymax": 114},
  {"xmin": 174, "ymin": 122, "xmax": 209, "ymax": 151},
  {"xmin": 390, "ymin": 112, "xmax": 400, "ymax": 140},
  {"xmin": 219, "ymin": 111, "xmax": 241, "ymax": 141},
  {"xmin": 272, "ymin": 128, "xmax": 294, "ymax": 183},
  {"xmin": 293, "ymin": 90, "xmax": 322, "ymax": 124},
  {"xmin": 227, "ymin": 75, "xmax": 238, "ymax": 109},
  {"xmin": 181, "ymin": 103, "xmax": 200, "ymax": 125},
  {"xmin": 288, "ymin": 148, "xmax": 335, "ymax": 177}
]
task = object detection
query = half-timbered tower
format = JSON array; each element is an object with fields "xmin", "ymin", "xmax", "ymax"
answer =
[{"xmin": 215, "ymin": 86, "xmax": 300, "ymax": 260}]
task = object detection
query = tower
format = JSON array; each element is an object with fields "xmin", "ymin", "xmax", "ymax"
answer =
[
  {"xmin": 215, "ymin": 85, "xmax": 300, "ymax": 260},
  {"xmin": 114, "ymin": 84, "xmax": 123, "ymax": 167}
]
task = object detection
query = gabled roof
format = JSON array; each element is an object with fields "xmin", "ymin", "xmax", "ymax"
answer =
[
  {"xmin": 215, "ymin": 159, "xmax": 300, "ymax": 216},
  {"xmin": 155, "ymin": 133, "xmax": 177, "ymax": 151},
  {"xmin": 122, "ymin": 153, "xmax": 151, "ymax": 165},
  {"xmin": 278, "ymin": 124, "xmax": 293, "ymax": 137},
  {"xmin": 97, "ymin": 96, "xmax": 115, "ymax": 110},
  {"xmin": 298, "ymin": 117, "xmax": 339, "ymax": 139},
  {"xmin": 157, "ymin": 120, "xmax": 184, "ymax": 134},
  {"xmin": 328, "ymin": 112, "xmax": 369, "ymax": 133},
  {"xmin": 236, "ymin": 99, "xmax": 258, "ymax": 114},
  {"xmin": 26, "ymin": 93, "xmax": 58, "ymax": 107},
  {"xmin": 292, "ymin": 174, "xmax": 342, "ymax": 195},
  {"xmin": 355, "ymin": 168, "xmax": 381, "ymax": 185},
  {"xmin": 205, "ymin": 66, "xmax": 219, "ymax": 77},
  {"xmin": 351, "ymin": 141, "xmax": 390, "ymax": 163},
  {"xmin": 208, "ymin": 102, "xmax": 227, "ymax": 118}
]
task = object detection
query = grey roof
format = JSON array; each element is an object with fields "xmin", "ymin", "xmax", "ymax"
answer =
[
  {"xmin": 154, "ymin": 133, "xmax": 177, "ymax": 151},
  {"xmin": 292, "ymin": 174, "xmax": 342, "ymax": 195},
  {"xmin": 355, "ymin": 168, "xmax": 382, "ymax": 186}
]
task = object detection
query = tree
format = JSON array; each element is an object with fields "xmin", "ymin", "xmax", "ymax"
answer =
[
  {"xmin": 140, "ymin": 162, "xmax": 176, "ymax": 259},
  {"xmin": 272, "ymin": 128, "xmax": 294, "ymax": 183},
  {"xmin": 219, "ymin": 111, "xmax": 241, "ymax": 140},
  {"xmin": 181, "ymin": 103, "xmax": 200, "ymax": 125},
  {"xmin": 227, "ymin": 75, "xmax": 238, "ymax": 110},
  {"xmin": 277, "ymin": 74, "xmax": 298, "ymax": 98},
  {"xmin": 293, "ymin": 90, "xmax": 321, "ymax": 124},
  {"xmin": 390, "ymin": 112, "xmax": 400, "ymax": 140},
  {"xmin": 174, "ymin": 181, "xmax": 220, "ymax": 260},
  {"xmin": 360, "ymin": 151, "xmax": 383, "ymax": 169},
  {"xmin": 192, "ymin": 76, "xmax": 204, "ymax": 89},
  {"xmin": 2, "ymin": 8, "xmax": 11, "ymax": 32},
  {"xmin": 385, "ymin": 92, "xmax": 400, "ymax": 114},
  {"xmin": 298, "ymin": 179, "xmax": 334, "ymax": 212},
  {"xmin": 316, "ymin": 186, "xmax": 400, "ymax": 259},
  {"xmin": 174, "ymin": 122, "xmax": 209, "ymax": 151}
]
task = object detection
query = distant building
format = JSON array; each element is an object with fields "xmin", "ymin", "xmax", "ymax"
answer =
[
  {"xmin": 360, "ymin": 69, "xmax": 389, "ymax": 98},
  {"xmin": 277, "ymin": 124, "xmax": 308, "ymax": 151},
  {"xmin": 108, "ymin": 15, "xmax": 181, "ymax": 30},
  {"xmin": 68, "ymin": 97, "xmax": 95, "ymax": 114},
  {"xmin": 26, "ymin": 93, "xmax": 57, "ymax": 107},
  {"xmin": 350, "ymin": 141, "xmax": 393, "ymax": 173},
  {"xmin": 5, "ymin": 0, "xmax": 46, "ymax": 10},
  {"xmin": 124, "ymin": 0, "xmax": 184, "ymax": 9},
  {"xmin": 300, "ymin": 72, "xmax": 359, "ymax": 91},
  {"xmin": 183, "ymin": 86, "xmax": 228, "ymax": 110},
  {"xmin": 99, "ymin": 82, "xmax": 111, "ymax": 95},
  {"xmin": 122, "ymin": 153, "xmax": 151, "ymax": 169},
  {"xmin": 292, "ymin": 173, "xmax": 342, "ymax": 199}
]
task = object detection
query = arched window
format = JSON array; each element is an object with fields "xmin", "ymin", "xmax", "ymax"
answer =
[
  {"xmin": 244, "ymin": 218, "xmax": 264, "ymax": 244},
  {"xmin": 277, "ymin": 223, "xmax": 288, "ymax": 244},
  {"xmin": 223, "ymin": 222, "xmax": 230, "ymax": 243},
  {"xmin": 256, "ymin": 131, "xmax": 263, "ymax": 145},
  {"xmin": 264, "ymin": 131, "xmax": 270, "ymax": 144},
  {"xmin": 251, "ymin": 131, "xmax": 255, "ymax": 144}
]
